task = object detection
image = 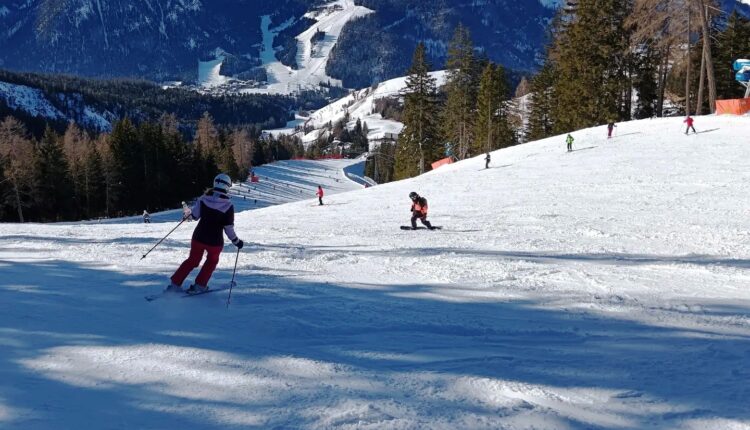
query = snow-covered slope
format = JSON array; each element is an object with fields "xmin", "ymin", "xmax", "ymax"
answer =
[
  {"xmin": 229, "ymin": 158, "xmax": 369, "ymax": 210},
  {"xmin": 96, "ymin": 158, "xmax": 369, "ymax": 225},
  {"xmin": 265, "ymin": 70, "xmax": 447, "ymax": 145},
  {"xmin": 1, "ymin": 115, "xmax": 750, "ymax": 429},
  {"xmin": 244, "ymin": 0, "xmax": 373, "ymax": 95}
]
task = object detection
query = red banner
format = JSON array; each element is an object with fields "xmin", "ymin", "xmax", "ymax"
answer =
[
  {"xmin": 431, "ymin": 157, "xmax": 454, "ymax": 170},
  {"xmin": 716, "ymin": 98, "xmax": 750, "ymax": 115}
]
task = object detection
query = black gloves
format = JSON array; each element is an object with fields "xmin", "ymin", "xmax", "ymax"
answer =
[{"xmin": 233, "ymin": 238, "xmax": 244, "ymax": 249}]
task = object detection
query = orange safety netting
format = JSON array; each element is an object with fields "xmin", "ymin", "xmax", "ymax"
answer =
[
  {"xmin": 715, "ymin": 98, "xmax": 750, "ymax": 115},
  {"xmin": 431, "ymin": 157, "xmax": 454, "ymax": 170}
]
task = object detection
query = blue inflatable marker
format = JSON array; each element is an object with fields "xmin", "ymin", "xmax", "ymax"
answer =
[{"xmin": 733, "ymin": 59, "xmax": 750, "ymax": 72}]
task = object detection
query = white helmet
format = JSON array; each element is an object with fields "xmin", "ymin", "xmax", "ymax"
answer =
[{"xmin": 213, "ymin": 173, "xmax": 232, "ymax": 193}]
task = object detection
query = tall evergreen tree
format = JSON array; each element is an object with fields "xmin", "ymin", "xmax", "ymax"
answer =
[
  {"xmin": 81, "ymin": 143, "xmax": 106, "ymax": 218},
  {"xmin": 394, "ymin": 42, "xmax": 439, "ymax": 180},
  {"xmin": 472, "ymin": 62, "xmax": 516, "ymax": 155},
  {"xmin": 715, "ymin": 12, "xmax": 750, "ymax": 99},
  {"xmin": 551, "ymin": 0, "xmax": 631, "ymax": 132},
  {"xmin": 632, "ymin": 45, "xmax": 661, "ymax": 119},
  {"xmin": 526, "ymin": 64, "xmax": 557, "ymax": 141},
  {"xmin": 34, "ymin": 127, "xmax": 74, "ymax": 221},
  {"xmin": 441, "ymin": 24, "xmax": 478, "ymax": 160},
  {"xmin": 109, "ymin": 118, "xmax": 141, "ymax": 214}
]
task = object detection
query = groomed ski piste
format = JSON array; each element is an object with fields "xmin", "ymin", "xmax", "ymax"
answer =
[
  {"xmin": 243, "ymin": 0, "xmax": 373, "ymax": 95},
  {"xmin": 1, "ymin": 115, "xmax": 749, "ymax": 429},
  {"xmin": 264, "ymin": 71, "xmax": 448, "ymax": 145}
]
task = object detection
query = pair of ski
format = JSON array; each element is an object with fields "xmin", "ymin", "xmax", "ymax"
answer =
[{"xmin": 145, "ymin": 282, "xmax": 235, "ymax": 302}]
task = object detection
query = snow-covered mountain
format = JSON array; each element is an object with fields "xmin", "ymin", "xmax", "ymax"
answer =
[
  {"xmin": 0, "ymin": 0, "xmax": 556, "ymax": 93},
  {"xmin": 0, "ymin": 0, "xmax": 308, "ymax": 81},
  {"xmin": 1, "ymin": 114, "xmax": 749, "ymax": 429},
  {"xmin": 264, "ymin": 70, "xmax": 447, "ymax": 144},
  {"xmin": 2, "ymin": 0, "xmax": 750, "ymax": 95}
]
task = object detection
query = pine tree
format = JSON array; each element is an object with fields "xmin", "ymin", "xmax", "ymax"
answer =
[
  {"xmin": 441, "ymin": 24, "xmax": 477, "ymax": 160},
  {"xmin": 472, "ymin": 62, "xmax": 516, "ymax": 155},
  {"xmin": 394, "ymin": 42, "xmax": 439, "ymax": 180},
  {"xmin": 34, "ymin": 127, "xmax": 74, "ymax": 221},
  {"xmin": 715, "ymin": 12, "xmax": 750, "ymax": 99},
  {"xmin": 109, "ymin": 118, "xmax": 141, "ymax": 214},
  {"xmin": 81, "ymin": 144, "xmax": 106, "ymax": 218},
  {"xmin": 632, "ymin": 45, "xmax": 660, "ymax": 119},
  {"xmin": 526, "ymin": 63, "xmax": 557, "ymax": 141},
  {"xmin": 551, "ymin": 0, "xmax": 631, "ymax": 132}
]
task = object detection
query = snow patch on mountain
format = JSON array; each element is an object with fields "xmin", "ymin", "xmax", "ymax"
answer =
[
  {"xmin": 0, "ymin": 81, "xmax": 66, "ymax": 120},
  {"xmin": 198, "ymin": 55, "xmax": 229, "ymax": 88},
  {"xmin": 0, "ymin": 6, "xmax": 10, "ymax": 17},
  {"xmin": 259, "ymin": 15, "xmax": 295, "ymax": 65},
  {"xmin": 265, "ymin": 71, "xmax": 447, "ymax": 146},
  {"xmin": 0, "ymin": 80, "xmax": 113, "ymax": 131},
  {"xmin": 538, "ymin": 0, "xmax": 565, "ymax": 8},
  {"xmin": 245, "ymin": 0, "xmax": 373, "ymax": 95}
]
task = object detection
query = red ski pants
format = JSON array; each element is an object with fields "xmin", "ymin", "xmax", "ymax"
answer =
[{"xmin": 171, "ymin": 240, "xmax": 223, "ymax": 287}]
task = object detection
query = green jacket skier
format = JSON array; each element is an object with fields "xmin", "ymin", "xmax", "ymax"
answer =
[{"xmin": 566, "ymin": 134, "xmax": 574, "ymax": 152}]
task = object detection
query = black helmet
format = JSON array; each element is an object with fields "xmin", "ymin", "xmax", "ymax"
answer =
[{"xmin": 409, "ymin": 191, "xmax": 418, "ymax": 200}]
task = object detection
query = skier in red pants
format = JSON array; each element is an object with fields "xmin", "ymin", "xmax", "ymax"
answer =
[
  {"xmin": 167, "ymin": 173, "xmax": 243, "ymax": 294},
  {"xmin": 316, "ymin": 185, "xmax": 324, "ymax": 205}
]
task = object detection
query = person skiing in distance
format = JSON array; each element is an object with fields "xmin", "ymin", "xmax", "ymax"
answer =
[
  {"xmin": 143, "ymin": 210, "xmax": 151, "ymax": 223},
  {"xmin": 181, "ymin": 201, "xmax": 192, "ymax": 221},
  {"xmin": 485, "ymin": 152, "xmax": 491, "ymax": 169},
  {"xmin": 684, "ymin": 116, "xmax": 697, "ymax": 135},
  {"xmin": 607, "ymin": 121, "xmax": 616, "ymax": 139},
  {"xmin": 316, "ymin": 185, "xmax": 324, "ymax": 205},
  {"xmin": 409, "ymin": 191, "xmax": 435, "ymax": 230},
  {"xmin": 167, "ymin": 173, "xmax": 244, "ymax": 294},
  {"xmin": 566, "ymin": 134, "xmax": 574, "ymax": 152}
]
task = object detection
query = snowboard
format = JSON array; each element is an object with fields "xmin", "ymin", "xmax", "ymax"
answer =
[
  {"xmin": 400, "ymin": 226, "xmax": 442, "ymax": 230},
  {"xmin": 145, "ymin": 282, "xmax": 235, "ymax": 302}
]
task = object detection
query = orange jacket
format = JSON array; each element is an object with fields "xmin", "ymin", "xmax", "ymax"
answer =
[{"xmin": 411, "ymin": 197, "xmax": 428, "ymax": 216}]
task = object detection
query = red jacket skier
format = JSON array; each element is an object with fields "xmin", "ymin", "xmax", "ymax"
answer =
[
  {"xmin": 316, "ymin": 185, "xmax": 324, "ymax": 205},
  {"xmin": 167, "ymin": 173, "xmax": 243, "ymax": 294},
  {"xmin": 684, "ymin": 116, "xmax": 696, "ymax": 135},
  {"xmin": 409, "ymin": 191, "xmax": 435, "ymax": 230}
]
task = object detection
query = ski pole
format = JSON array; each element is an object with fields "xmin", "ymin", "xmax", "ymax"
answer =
[
  {"xmin": 226, "ymin": 247, "xmax": 241, "ymax": 308},
  {"xmin": 140, "ymin": 219, "xmax": 185, "ymax": 260}
]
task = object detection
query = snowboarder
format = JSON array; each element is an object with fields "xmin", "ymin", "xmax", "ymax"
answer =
[
  {"xmin": 181, "ymin": 201, "xmax": 192, "ymax": 221},
  {"xmin": 166, "ymin": 173, "xmax": 244, "ymax": 294},
  {"xmin": 143, "ymin": 210, "xmax": 151, "ymax": 224},
  {"xmin": 316, "ymin": 185, "xmax": 324, "ymax": 205},
  {"xmin": 409, "ymin": 191, "xmax": 435, "ymax": 230},
  {"xmin": 566, "ymin": 134, "xmax": 574, "ymax": 152},
  {"xmin": 607, "ymin": 121, "xmax": 616, "ymax": 138},
  {"xmin": 485, "ymin": 152, "xmax": 491, "ymax": 169},
  {"xmin": 684, "ymin": 116, "xmax": 697, "ymax": 135}
]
